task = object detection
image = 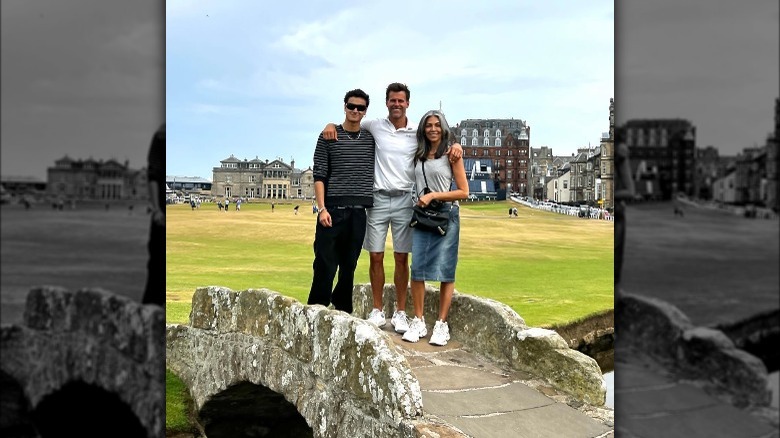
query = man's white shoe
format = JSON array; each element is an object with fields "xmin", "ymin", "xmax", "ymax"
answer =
[
  {"xmin": 367, "ymin": 308, "xmax": 386, "ymax": 327},
  {"xmin": 401, "ymin": 317, "xmax": 427, "ymax": 343},
  {"xmin": 429, "ymin": 320, "xmax": 450, "ymax": 346},
  {"xmin": 391, "ymin": 310, "xmax": 409, "ymax": 333}
]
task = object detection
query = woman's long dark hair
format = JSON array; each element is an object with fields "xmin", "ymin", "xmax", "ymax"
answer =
[{"xmin": 414, "ymin": 110, "xmax": 452, "ymax": 164}]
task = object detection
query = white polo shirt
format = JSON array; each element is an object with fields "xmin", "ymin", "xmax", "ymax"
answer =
[{"xmin": 362, "ymin": 117, "xmax": 417, "ymax": 192}]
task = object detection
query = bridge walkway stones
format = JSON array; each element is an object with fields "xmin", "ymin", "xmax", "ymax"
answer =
[
  {"xmin": 615, "ymin": 355, "xmax": 779, "ymax": 438},
  {"xmin": 375, "ymin": 319, "xmax": 614, "ymax": 438}
]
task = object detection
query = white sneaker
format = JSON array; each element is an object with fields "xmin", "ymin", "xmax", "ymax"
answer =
[
  {"xmin": 429, "ymin": 320, "xmax": 450, "ymax": 346},
  {"xmin": 401, "ymin": 317, "xmax": 427, "ymax": 343},
  {"xmin": 367, "ymin": 308, "xmax": 386, "ymax": 327},
  {"xmin": 391, "ymin": 310, "xmax": 409, "ymax": 333}
]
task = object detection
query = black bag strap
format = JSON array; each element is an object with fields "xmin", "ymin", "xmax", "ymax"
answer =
[{"xmin": 421, "ymin": 161, "xmax": 430, "ymax": 189}]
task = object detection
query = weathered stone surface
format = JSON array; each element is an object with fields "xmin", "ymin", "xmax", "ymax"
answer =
[
  {"xmin": 680, "ymin": 327, "xmax": 770, "ymax": 407},
  {"xmin": 167, "ymin": 287, "xmax": 424, "ymax": 438},
  {"xmin": 617, "ymin": 292, "xmax": 771, "ymax": 409},
  {"xmin": 352, "ymin": 283, "xmax": 605, "ymax": 406},
  {"xmin": 2, "ymin": 286, "xmax": 165, "ymax": 438}
]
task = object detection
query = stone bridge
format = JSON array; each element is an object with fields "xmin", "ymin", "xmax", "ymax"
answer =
[
  {"xmin": 166, "ymin": 284, "xmax": 607, "ymax": 437},
  {"xmin": 0, "ymin": 286, "xmax": 165, "ymax": 437}
]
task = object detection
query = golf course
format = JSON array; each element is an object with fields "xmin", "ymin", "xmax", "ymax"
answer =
[{"xmin": 165, "ymin": 199, "xmax": 614, "ymax": 328}]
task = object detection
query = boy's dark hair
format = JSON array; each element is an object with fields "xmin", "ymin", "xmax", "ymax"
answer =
[
  {"xmin": 344, "ymin": 89, "xmax": 370, "ymax": 107},
  {"xmin": 385, "ymin": 82, "xmax": 410, "ymax": 101}
]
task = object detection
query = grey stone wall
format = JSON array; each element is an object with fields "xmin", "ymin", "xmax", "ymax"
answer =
[{"xmin": 617, "ymin": 292, "xmax": 771, "ymax": 408}]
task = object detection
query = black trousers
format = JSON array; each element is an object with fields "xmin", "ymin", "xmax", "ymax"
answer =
[
  {"xmin": 142, "ymin": 221, "xmax": 165, "ymax": 306},
  {"xmin": 307, "ymin": 208, "xmax": 367, "ymax": 314}
]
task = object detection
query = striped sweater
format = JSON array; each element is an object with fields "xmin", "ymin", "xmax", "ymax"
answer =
[{"xmin": 312, "ymin": 125, "xmax": 375, "ymax": 207}]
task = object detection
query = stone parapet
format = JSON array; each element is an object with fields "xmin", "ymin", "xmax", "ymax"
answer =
[
  {"xmin": 616, "ymin": 292, "xmax": 771, "ymax": 408},
  {"xmin": 352, "ymin": 283, "xmax": 606, "ymax": 406}
]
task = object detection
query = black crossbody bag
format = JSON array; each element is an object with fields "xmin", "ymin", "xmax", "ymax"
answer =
[{"xmin": 409, "ymin": 161, "xmax": 451, "ymax": 236}]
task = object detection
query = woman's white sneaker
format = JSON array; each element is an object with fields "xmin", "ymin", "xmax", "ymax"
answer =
[
  {"xmin": 429, "ymin": 320, "xmax": 450, "ymax": 346},
  {"xmin": 401, "ymin": 317, "xmax": 427, "ymax": 342}
]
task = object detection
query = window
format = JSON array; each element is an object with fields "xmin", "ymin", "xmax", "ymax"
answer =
[
  {"xmin": 496, "ymin": 138, "xmax": 502, "ymax": 147},
  {"xmin": 483, "ymin": 149, "xmax": 489, "ymax": 156},
  {"xmin": 472, "ymin": 149, "xmax": 477, "ymax": 156},
  {"xmin": 461, "ymin": 137, "xmax": 466, "ymax": 144},
  {"xmin": 563, "ymin": 181, "xmax": 568, "ymax": 189},
  {"xmin": 471, "ymin": 138, "xmax": 477, "ymax": 146},
  {"xmin": 507, "ymin": 160, "xmax": 513, "ymax": 166},
  {"xmin": 496, "ymin": 150, "xmax": 501, "ymax": 156},
  {"xmin": 483, "ymin": 137, "xmax": 490, "ymax": 146},
  {"xmin": 496, "ymin": 129, "xmax": 502, "ymax": 137},
  {"xmin": 472, "ymin": 129, "xmax": 478, "ymax": 137},
  {"xmin": 484, "ymin": 129, "xmax": 490, "ymax": 137},
  {"xmin": 461, "ymin": 129, "xmax": 467, "ymax": 136}
]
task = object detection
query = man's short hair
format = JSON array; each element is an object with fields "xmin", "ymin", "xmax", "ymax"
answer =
[
  {"xmin": 344, "ymin": 89, "xmax": 370, "ymax": 107},
  {"xmin": 385, "ymin": 82, "xmax": 410, "ymax": 101}
]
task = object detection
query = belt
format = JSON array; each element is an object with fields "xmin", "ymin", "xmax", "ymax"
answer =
[
  {"xmin": 332, "ymin": 205, "xmax": 366, "ymax": 209},
  {"xmin": 375, "ymin": 189, "xmax": 410, "ymax": 197}
]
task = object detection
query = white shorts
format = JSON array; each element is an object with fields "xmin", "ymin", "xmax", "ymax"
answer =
[{"xmin": 363, "ymin": 191, "xmax": 413, "ymax": 253}]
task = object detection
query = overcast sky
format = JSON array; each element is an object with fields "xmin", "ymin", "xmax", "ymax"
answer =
[
  {"xmin": 1, "ymin": 0, "xmax": 163, "ymax": 181},
  {"xmin": 617, "ymin": 0, "xmax": 779, "ymax": 155},
  {"xmin": 166, "ymin": 0, "xmax": 614, "ymax": 179}
]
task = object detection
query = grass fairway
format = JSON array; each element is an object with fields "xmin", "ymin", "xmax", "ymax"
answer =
[
  {"xmin": 166, "ymin": 200, "xmax": 613, "ymax": 328},
  {"xmin": 622, "ymin": 202, "xmax": 779, "ymax": 327}
]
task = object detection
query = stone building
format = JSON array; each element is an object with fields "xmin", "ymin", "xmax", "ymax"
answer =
[
  {"xmin": 211, "ymin": 155, "xmax": 314, "ymax": 200},
  {"xmin": 453, "ymin": 118, "xmax": 530, "ymax": 196},
  {"xmin": 694, "ymin": 146, "xmax": 721, "ymax": 200},
  {"xmin": 47, "ymin": 156, "xmax": 146, "ymax": 201},
  {"xmin": 619, "ymin": 119, "xmax": 696, "ymax": 200},
  {"xmin": 568, "ymin": 148, "xmax": 600, "ymax": 204},
  {"xmin": 530, "ymin": 146, "xmax": 555, "ymax": 200},
  {"xmin": 599, "ymin": 98, "xmax": 616, "ymax": 209},
  {"xmin": 766, "ymin": 97, "xmax": 779, "ymax": 211}
]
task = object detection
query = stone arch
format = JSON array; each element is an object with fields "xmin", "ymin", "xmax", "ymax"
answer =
[
  {"xmin": 0, "ymin": 287, "xmax": 165, "ymax": 438},
  {"xmin": 167, "ymin": 287, "xmax": 424, "ymax": 437},
  {"xmin": 0, "ymin": 369, "xmax": 36, "ymax": 437},
  {"xmin": 31, "ymin": 380, "xmax": 145, "ymax": 437},
  {"xmin": 198, "ymin": 381, "xmax": 312, "ymax": 437}
]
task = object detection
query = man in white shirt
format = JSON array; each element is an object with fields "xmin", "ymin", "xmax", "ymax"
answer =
[{"xmin": 322, "ymin": 83, "xmax": 462, "ymax": 332}]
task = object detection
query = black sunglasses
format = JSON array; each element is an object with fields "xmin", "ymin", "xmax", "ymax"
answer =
[{"xmin": 345, "ymin": 103, "xmax": 367, "ymax": 112}]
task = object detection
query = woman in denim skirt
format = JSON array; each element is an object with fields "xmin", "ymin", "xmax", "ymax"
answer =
[{"xmin": 402, "ymin": 110, "xmax": 469, "ymax": 346}]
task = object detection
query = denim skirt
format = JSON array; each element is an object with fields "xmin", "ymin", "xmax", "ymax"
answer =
[{"xmin": 411, "ymin": 205, "xmax": 460, "ymax": 282}]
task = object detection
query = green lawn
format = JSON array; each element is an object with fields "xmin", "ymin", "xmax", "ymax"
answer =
[{"xmin": 166, "ymin": 199, "xmax": 613, "ymax": 328}]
